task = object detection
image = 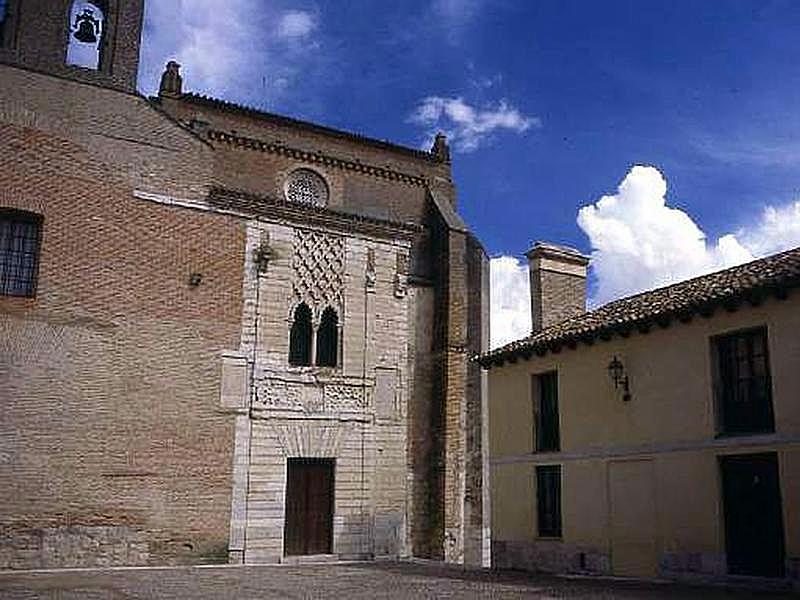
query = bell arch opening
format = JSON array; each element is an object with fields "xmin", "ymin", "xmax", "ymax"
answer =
[
  {"xmin": 66, "ymin": 1, "xmax": 106, "ymax": 70},
  {"xmin": 289, "ymin": 303, "xmax": 313, "ymax": 366}
]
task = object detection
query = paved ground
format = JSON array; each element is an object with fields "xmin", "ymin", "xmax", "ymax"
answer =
[{"xmin": 0, "ymin": 561, "xmax": 795, "ymax": 599}]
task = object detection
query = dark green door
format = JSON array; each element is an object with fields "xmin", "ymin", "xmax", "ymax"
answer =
[{"xmin": 721, "ymin": 453, "xmax": 785, "ymax": 577}]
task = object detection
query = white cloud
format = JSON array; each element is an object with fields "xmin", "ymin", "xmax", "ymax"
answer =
[
  {"xmin": 741, "ymin": 201, "xmax": 800, "ymax": 256},
  {"xmin": 140, "ymin": 0, "xmax": 255, "ymax": 97},
  {"xmin": 488, "ymin": 166, "xmax": 800, "ymax": 349},
  {"xmin": 577, "ymin": 165, "xmax": 800, "ymax": 305},
  {"xmin": 490, "ymin": 255, "xmax": 531, "ymax": 349},
  {"xmin": 277, "ymin": 10, "xmax": 317, "ymax": 40},
  {"xmin": 433, "ymin": 0, "xmax": 483, "ymax": 29},
  {"xmin": 138, "ymin": 1, "xmax": 322, "ymax": 104},
  {"xmin": 409, "ymin": 96, "xmax": 539, "ymax": 152}
]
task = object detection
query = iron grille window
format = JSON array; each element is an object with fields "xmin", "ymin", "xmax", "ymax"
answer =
[
  {"xmin": 0, "ymin": 209, "xmax": 43, "ymax": 297},
  {"xmin": 534, "ymin": 371, "xmax": 560, "ymax": 452},
  {"xmin": 289, "ymin": 303, "xmax": 313, "ymax": 366},
  {"xmin": 713, "ymin": 327, "xmax": 774, "ymax": 435},
  {"xmin": 315, "ymin": 307, "xmax": 338, "ymax": 367},
  {"xmin": 536, "ymin": 465, "xmax": 562, "ymax": 538}
]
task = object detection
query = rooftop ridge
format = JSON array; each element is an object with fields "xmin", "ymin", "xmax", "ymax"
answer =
[
  {"xmin": 178, "ymin": 93, "xmax": 441, "ymax": 164},
  {"xmin": 479, "ymin": 245, "xmax": 800, "ymax": 368}
]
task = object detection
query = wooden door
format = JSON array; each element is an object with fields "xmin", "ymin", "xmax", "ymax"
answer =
[
  {"xmin": 721, "ymin": 453, "xmax": 785, "ymax": 577},
  {"xmin": 609, "ymin": 460, "xmax": 658, "ymax": 578},
  {"xmin": 284, "ymin": 458, "xmax": 335, "ymax": 556}
]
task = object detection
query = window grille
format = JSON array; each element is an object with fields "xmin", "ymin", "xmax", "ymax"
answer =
[
  {"xmin": 713, "ymin": 327, "xmax": 774, "ymax": 434},
  {"xmin": 536, "ymin": 465, "xmax": 562, "ymax": 538},
  {"xmin": 285, "ymin": 169, "xmax": 328, "ymax": 207},
  {"xmin": 0, "ymin": 209, "xmax": 42, "ymax": 297}
]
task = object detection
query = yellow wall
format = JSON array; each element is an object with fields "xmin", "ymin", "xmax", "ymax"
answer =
[{"xmin": 489, "ymin": 293, "xmax": 800, "ymax": 577}]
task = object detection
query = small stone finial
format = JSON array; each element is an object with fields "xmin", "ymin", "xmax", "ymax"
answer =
[
  {"xmin": 431, "ymin": 132, "xmax": 451, "ymax": 163},
  {"xmin": 159, "ymin": 61, "xmax": 183, "ymax": 98}
]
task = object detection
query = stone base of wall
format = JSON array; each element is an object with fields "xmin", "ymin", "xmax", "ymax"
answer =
[
  {"xmin": 659, "ymin": 551, "xmax": 726, "ymax": 580},
  {"xmin": 493, "ymin": 540, "xmax": 799, "ymax": 591},
  {"xmin": 491, "ymin": 540, "xmax": 610, "ymax": 576},
  {"xmin": 0, "ymin": 526, "xmax": 149, "ymax": 570}
]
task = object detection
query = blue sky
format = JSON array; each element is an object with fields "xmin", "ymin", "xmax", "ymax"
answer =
[{"xmin": 137, "ymin": 0, "xmax": 800, "ymax": 347}]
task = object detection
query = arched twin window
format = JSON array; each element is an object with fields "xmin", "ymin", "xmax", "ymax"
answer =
[
  {"xmin": 289, "ymin": 303, "xmax": 313, "ymax": 366},
  {"xmin": 316, "ymin": 307, "xmax": 338, "ymax": 367},
  {"xmin": 288, "ymin": 303, "xmax": 339, "ymax": 367},
  {"xmin": 66, "ymin": 1, "xmax": 106, "ymax": 70}
]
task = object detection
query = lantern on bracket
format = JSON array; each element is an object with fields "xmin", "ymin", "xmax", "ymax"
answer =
[{"xmin": 607, "ymin": 356, "xmax": 631, "ymax": 401}]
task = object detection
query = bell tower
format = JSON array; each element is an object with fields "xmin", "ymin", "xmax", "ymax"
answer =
[{"xmin": 0, "ymin": 0, "xmax": 144, "ymax": 93}]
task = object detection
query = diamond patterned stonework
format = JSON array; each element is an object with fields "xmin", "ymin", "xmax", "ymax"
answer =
[
  {"xmin": 293, "ymin": 230, "xmax": 344, "ymax": 310},
  {"xmin": 285, "ymin": 169, "xmax": 329, "ymax": 207}
]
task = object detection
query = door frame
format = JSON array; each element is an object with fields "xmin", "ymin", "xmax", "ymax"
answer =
[{"xmin": 283, "ymin": 457, "xmax": 336, "ymax": 556}]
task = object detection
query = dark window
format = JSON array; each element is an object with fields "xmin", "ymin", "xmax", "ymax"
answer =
[
  {"xmin": 0, "ymin": 0, "xmax": 8, "ymax": 48},
  {"xmin": 289, "ymin": 303, "xmax": 312, "ymax": 366},
  {"xmin": 533, "ymin": 371, "xmax": 560, "ymax": 452},
  {"xmin": 713, "ymin": 327, "xmax": 774, "ymax": 435},
  {"xmin": 315, "ymin": 306, "xmax": 338, "ymax": 367},
  {"xmin": 0, "ymin": 209, "xmax": 43, "ymax": 297},
  {"xmin": 0, "ymin": 0, "xmax": 10, "ymax": 47},
  {"xmin": 536, "ymin": 465, "xmax": 562, "ymax": 538}
]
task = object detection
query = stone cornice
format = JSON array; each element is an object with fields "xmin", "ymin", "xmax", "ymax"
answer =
[
  {"xmin": 178, "ymin": 92, "xmax": 442, "ymax": 164},
  {"xmin": 206, "ymin": 129, "xmax": 428, "ymax": 187},
  {"xmin": 208, "ymin": 186, "xmax": 422, "ymax": 241}
]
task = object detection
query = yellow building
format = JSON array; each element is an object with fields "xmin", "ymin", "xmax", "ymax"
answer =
[{"xmin": 480, "ymin": 243, "xmax": 800, "ymax": 587}]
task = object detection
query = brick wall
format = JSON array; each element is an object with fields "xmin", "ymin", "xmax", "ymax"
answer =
[
  {"xmin": 531, "ymin": 270, "xmax": 587, "ymax": 331},
  {"xmin": 0, "ymin": 66, "xmax": 214, "ymax": 202},
  {"xmin": 0, "ymin": 113, "xmax": 244, "ymax": 566}
]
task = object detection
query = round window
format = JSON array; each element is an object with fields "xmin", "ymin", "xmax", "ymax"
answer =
[{"xmin": 284, "ymin": 169, "xmax": 329, "ymax": 207}]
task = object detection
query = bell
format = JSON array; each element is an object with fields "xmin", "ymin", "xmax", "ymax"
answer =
[{"xmin": 74, "ymin": 18, "xmax": 97, "ymax": 43}]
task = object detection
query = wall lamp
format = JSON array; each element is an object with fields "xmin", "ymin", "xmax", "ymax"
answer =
[{"xmin": 607, "ymin": 356, "xmax": 631, "ymax": 401}]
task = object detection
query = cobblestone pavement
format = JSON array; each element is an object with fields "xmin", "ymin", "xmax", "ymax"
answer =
[{"xmin": 0, "ymin": 561, "xmax": 795, "ymax": 600}]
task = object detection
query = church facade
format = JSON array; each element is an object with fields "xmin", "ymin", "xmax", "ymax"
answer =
[{"xmin": 0, "ymin": 0, "xmax": 489, "ymax": 568}]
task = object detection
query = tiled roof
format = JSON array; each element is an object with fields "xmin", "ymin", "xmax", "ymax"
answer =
[
  {"xmin": 176, "ymin": 93, "xmax": 441, "ymax": 163},
  {"xmin": 479, "ymin": 246, "xmax": 800, "ymax": 368}
]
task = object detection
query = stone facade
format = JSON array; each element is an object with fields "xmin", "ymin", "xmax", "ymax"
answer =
[{"xmin": 0, "ymin": 0, "xmax": 489, "ymax": 569}]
